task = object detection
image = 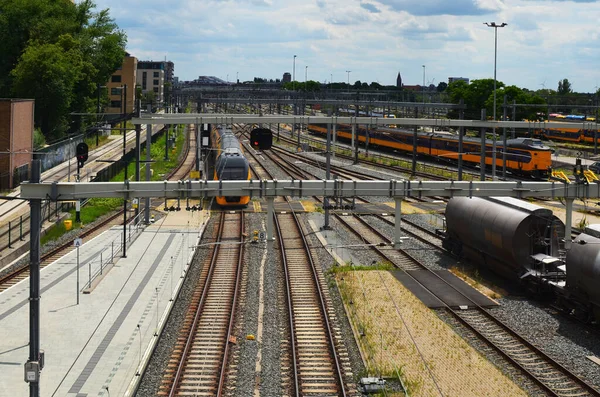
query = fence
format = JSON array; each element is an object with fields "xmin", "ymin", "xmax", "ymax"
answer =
[{"xmin": 84, "ymin": 211, "xmax": 146, "ymax": 290}]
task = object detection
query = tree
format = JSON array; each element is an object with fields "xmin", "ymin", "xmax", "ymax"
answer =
[
  {"xmin": 11, "ymin": 35, "xmax": 84, "ymax": 138},
  {"xmin": 437, "ymin": 82, "xmax": 448, "ymax": 92},
  {"xmin": 558, "ymin": 79, "xmax": 572, "ymax": 95},
  {"xmin": 1, "ymin": 0, "xmax": 126, "ymax": 137},
  {"xmin": 446, "ymin": 78, "xmax": 502, "ymax": 119}
]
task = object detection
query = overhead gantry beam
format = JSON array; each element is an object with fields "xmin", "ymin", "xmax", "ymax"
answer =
[
  {"xmin": 20, "ymin": 179, "xmax": 599, "ymax": 201},
  {"xmin": 131, "ymin": 114, "xmax": 600, "ymax": 131}
]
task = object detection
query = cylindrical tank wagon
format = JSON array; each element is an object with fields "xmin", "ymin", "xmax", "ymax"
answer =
[
  {"xmin": 442, "ymin": 196, "xmax": 600, "ymax": 322},
  {"xmin": 566, "ymin": 233, "xmax": 600, "ymax": 321},
  {"xmin": 443, "ymin": 197, "xmax": 565, "ymax": 278}
]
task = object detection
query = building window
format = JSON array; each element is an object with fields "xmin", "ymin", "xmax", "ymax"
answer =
[
  {"xmin": 111, "ymin": 88, "xmax": 121, "ymax": 95},
  {"xmin": 143, "ymin": 71, "xmax": 147, "ymax": 79},
  {"xmin": 153, "ymin": 72, "xmax": 159, "ymax": 78},
  {"xmin": 153, "ymin": 87, "xmax": 159, "ymax": 93},
  {"xmin": 153, "ymin": 79, "xmax": 159, "ymax": 86},
  {"xmin": 110, "ymin": 100, "xmax": 122, "ymax": 108},
  {"xmin": 142, "ymin": 82, "xmax": 147, "ymax": 90},
  {"xmin": 111, "ymin": 75, "xmax": 122, "ymax": 83}
]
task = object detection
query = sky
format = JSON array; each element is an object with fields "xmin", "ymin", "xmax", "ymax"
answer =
[{"xmin": 90, "ymin": 0, "xmax": 600, "ymax": 92}]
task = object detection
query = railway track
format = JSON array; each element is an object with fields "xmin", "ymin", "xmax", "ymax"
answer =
[
  {"xmin": 241, "ymin": 130, "xmax": 355, "ymax": 395},
  {"xmin": 161, "ymin": 211, "xmax": 244, "ymax": 396},
  {"xmin": 0, "ymin": 123, "xmax": 194, "ymax": 292},
  {"xmin": 276, "ymin": 210, "xmax": 350, "ymax": 396},
  {"xmin": 329, "ymin": 204, "xmax": 600, "ymax": 396}
]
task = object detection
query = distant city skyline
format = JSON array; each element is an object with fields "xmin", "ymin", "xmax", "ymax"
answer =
[{"xmin": 91, "ymin": 0, "xmax": 600, "ymax": 93}]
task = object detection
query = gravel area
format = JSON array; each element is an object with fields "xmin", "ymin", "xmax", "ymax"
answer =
[{"xmin": 378, "ymin": 212, "xmax": 600, "ymax": 393}]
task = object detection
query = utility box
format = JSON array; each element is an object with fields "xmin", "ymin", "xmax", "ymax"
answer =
[{"xmin": 0, "ymin": 99, "xmax": 34, "ymax": 189}]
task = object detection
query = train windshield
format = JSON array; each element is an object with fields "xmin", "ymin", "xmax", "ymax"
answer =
[
  {"xmin": 530, "ymin": 139, "xmax": 545, "ymax": 147},
  {"xmin": 220, "ymin": 167, "xmax": 247, "ymax": 180}
]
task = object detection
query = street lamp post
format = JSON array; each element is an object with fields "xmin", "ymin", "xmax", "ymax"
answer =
[
  {"xmin": 422, "ymin": 65, "xmax": 426, "ymax": 105},
  {"xmin": 305, "ymin": 66, "xmax": 308, "ymax": 86},
  {"xmin": 346, "ymin": 70, "xmax": 351, "ymax": 87},
  {"xmin": 485, "ymin": 22, "xmax": 507, "ymax": 180},
  {"xmin": 293, "ymin": 55, "xmax": 297, "ymax": 91}
]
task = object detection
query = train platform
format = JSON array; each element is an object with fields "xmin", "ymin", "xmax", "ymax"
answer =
[{"xmin": 0, "ymin": 208, "xmax": 209, "ymax": 397}]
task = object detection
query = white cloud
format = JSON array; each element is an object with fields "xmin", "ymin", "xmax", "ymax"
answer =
[{"xmin": 92, "ymin": 0, "xmax": 600, "ymax": 91}]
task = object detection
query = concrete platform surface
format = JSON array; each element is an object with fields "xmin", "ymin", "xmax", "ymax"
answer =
[{"xmin": 0, "ymin": 209, "xmax": 208, "ymax": 397}]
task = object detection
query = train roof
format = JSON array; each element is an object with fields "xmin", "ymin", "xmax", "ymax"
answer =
[
  {"xmin": 487, "ymin": 197, "xmax": 553, "ymax": 216},
  {"xmin": 374, "ymin": 127, "xmax": 552, "ymax": 150}
]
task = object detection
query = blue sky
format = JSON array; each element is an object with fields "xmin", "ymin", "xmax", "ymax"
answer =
[{"xmin": 91, "ymin": 0, "xmax": 600, "ymax": 92}]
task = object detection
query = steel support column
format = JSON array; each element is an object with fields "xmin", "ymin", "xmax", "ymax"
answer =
[
  {"xmin": 480, "ymin": 109, "xmax": 487, "ymax": 181},
  {"xmin": 323, "ymin": 123, "xmax": 332, "ymax": 230},
  {"xmin": 266, "ymin": 197, "xmax": 274, "ymax": 241},
  {"xmin": 394, "ymin": 197, "xmax": 402, "ymax": 248},
  {"xmin": 145, "ymin": 123, "xmax": 152, "ymax": 224},
  {"xmin": 27, "ymin": 160, "xmax": 41, "ymax": 397},
  {"xmin": 565, "ymin": 198, "xmax": 574, "ymax": 251}
]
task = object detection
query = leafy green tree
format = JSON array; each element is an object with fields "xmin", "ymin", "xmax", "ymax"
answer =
[
  {"xmin": 437, "ymin": 82, "xmax": 448, "ymax": 92},
  {"xmin": 488, "ymin": 85, "xmax": 546, "ymax": 121},
  {"xmin": 1, "ymin": 0, "xmax": 126, "ymax": 137},
  {"xmin": 446, "ymin": 78, "xmax": 503, "ymax": 119},
  {"xmin": 33, "ymin": 128, "xmax": 46, "ymax": 150},
  {"xmin": 0, "ymin": 0, "xmax": 80, "ymax": 95},
  {"xmin": 558, "ymin": 79, "xmax": 572, "ymax": 95},
  {"xmin": 11, "ymin": 35, "xmax": 84, "ymax": 138}
]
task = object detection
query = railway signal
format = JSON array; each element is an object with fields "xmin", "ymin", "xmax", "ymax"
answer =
[
  {"xmin": 250, "ymin": 128, "xmax": 272, "ymax": 150},
  {"xmin": 76, "ymin": 142, "xmax": 89, "ymax": 168}
]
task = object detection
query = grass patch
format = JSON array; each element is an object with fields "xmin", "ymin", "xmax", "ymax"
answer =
[
  {"xmin": 329, "ymin": 262, "xmax": 395, "ymax": 273},
  {"xmin": 41, "ymin": 126, "xmax": 187, "ymax": 245}
]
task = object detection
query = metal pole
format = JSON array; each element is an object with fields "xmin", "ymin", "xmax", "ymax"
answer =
[
  {"xmin": 323, "ymin": 123, "xmax": 332, "ymax": 230},
  {"xmin": 512, "ymin": 100, "xmax": 516, "ymax": 138},
  {"xmin": 76, "ymin": 246, "xmax": 79, "ymax": 305},
  {"xmin": 135, "ymin": 100, "xmax": 141, "ymax": 221},
  {"xmin": 394, "ymin": 197, "xmax": 402, "ymax": 248},
  {"xmin": 412, "ymin": 107, "xmax": 418, "ymax": 176},
  {"xmin": 96, "ymin": 84, "xmax": 101, "ymax": 146},
  {"xmin": 352, "ymin": 123, "xmax": 358, "ymax": 164},
  {"xmin": 68, "ymin": 137, "xmax": 72, "ymax": 182},
  {"xmin": 458, "ymin": 99, "xmax": 464, "ymax": 180},
  {"xmin": 491, "ymin": 27, "xmax": 497, "ymax": 181},
  {"xmin": 145, "ymin": 122, "xmax": 152, "ymax": 224},
  {"xmin": 28, "ymin": 159, "xmax": 41, "ymax": 397},
  {"xmin": 481, "ymin": 109, "xmax": 487, "ymax": 181},
  {"xmin": 293, "ymin": 55, "xmax": 296, "ymax": 92},
  {"xmin": 502, "ymin": 95, "xmax": 507, "ymax": 178},
  {"xmin": 123, "ymin": 164, "xmax": 127, "ymax": 258},
  {"xmin": 565, "ymin": 198, "xmax": 574, "ymax": 251},
  {"xmin": 422, "ymin": 65, "xmax": 425, "ymax": 105}
]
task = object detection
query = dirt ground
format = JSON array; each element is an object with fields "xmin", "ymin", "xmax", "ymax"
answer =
[{"xmin": 337, "ymin": 271, "xmax": 528, "ymax": 397}]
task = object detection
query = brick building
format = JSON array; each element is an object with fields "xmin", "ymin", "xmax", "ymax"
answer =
[{"xmin": 0, "ymin": 99, "xmax": 34, "ymax": 189}]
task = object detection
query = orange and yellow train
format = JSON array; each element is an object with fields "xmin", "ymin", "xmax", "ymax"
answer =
[
  {"xmin": 210, "ymin": 126, "xmax": 251, "ymax": 206},
  {"xmin": 308, "ymin": 124, "xmax": 553, "ymax": 179}
]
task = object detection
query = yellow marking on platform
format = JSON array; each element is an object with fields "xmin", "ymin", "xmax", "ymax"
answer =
[
  {"xmin": 253, "ymin": 201, "xmax": 262, "ymax": 212},
  {"xmin": 301, "ymin": 200, "xmax": 317, "ymax": 212}
]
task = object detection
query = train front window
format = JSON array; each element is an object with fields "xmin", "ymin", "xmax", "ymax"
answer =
[
  {"xmin": 531, "ymin": 139, "xmax": 545, "ymax": 147},
  {"xmin": 221, "ymin": 167, "xmax": 246, "ymax": 180}
]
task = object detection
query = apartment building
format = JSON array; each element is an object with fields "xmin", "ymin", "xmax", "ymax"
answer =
[
  {"xmin": 136, "ymin": 61, "xmax": 174, "ymax": 106},
  {"xmin": 106, "ymin": 52, "xmax": 137, "ymax": 114}
]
